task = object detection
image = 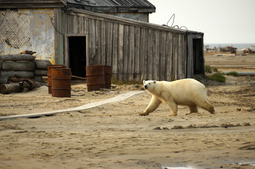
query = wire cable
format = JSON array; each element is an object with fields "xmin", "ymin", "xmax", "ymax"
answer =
[{"xmin": 166, "ymin": 13, "xmax": 188, "ymax": 30}]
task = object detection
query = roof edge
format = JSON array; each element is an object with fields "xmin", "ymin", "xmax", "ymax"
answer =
[
  {"xmin": 67, "ymin": 8, "xmax": 203, "ymax": 35},
  {"xmin": 0, "ymin": 0, "xmax": 66, "ymax": 9},
  {"xmin": 66, "ymin": 0, "xmax": 155, "ymax": 13}
]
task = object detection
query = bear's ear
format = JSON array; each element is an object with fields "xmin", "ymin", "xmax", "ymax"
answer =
[{"xmin": 153, "ymin": 80, "xmax": 156, "ymax": 84}]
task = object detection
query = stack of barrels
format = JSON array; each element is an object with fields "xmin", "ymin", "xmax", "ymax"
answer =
[
  {"xmin": 47, "ymin": 65, "xmax": 71, "ymax": 97},
  {"xmin": 86, "ymin": 65, "xmax": 112, "ymax": 91}
]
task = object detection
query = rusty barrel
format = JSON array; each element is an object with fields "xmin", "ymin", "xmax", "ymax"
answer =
[
  {"xmin": 86, "ymin": 65, "xmax": 105, "ymax": 91},
  {"xmin": 104, "ymin": 65, "xmax": 112, "ymax": 89},
  {"xmin": 51, "ymin": 68, "xmax": 71, "ymax": 97},
  {"xmin": 47, "ymin": 65, "xmax": 66, "ymax": 94}
]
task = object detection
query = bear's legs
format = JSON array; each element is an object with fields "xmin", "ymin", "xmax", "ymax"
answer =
[
  {"xmin": 139, "ymin": 95, "xmax": 161, "ymax": 116},
  {"xmin": 188, "ymin": 105, "xmax": 198, "ymax": 114},
  {"xmin": 166, "ymin": 100, "xmax": 178, "ymax": 116}
]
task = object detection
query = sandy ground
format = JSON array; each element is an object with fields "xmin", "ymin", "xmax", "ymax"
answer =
[
  {"xmin": 1, "ymin": 55, "xmax": 255, "ymax": 169},
  {"xmin": 205, "ymin": 53, "xmax": 255, "ymax": 74}
]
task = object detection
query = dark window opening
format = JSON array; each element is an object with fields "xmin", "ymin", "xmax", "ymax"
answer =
[{"xmin": 68, "ymin": 36, "xmax": 86, "ymax": 77}]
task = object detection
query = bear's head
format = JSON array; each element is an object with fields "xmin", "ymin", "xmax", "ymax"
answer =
[{"xmin": 143, "ymin": 80, "xmax": 156, "ymax": 91}]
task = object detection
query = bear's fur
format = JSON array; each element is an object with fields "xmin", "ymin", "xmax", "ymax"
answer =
[{"xmin": 140, "ymin": 78, "xmax": 214, "ymax": 116}]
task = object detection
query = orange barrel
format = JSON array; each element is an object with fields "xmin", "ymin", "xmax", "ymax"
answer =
[
  {"xmin": 47, "ymin": 65, "xmax": 66, "ymax": 94},
  {"xmin": 51, "ymin": 68, "xmax": 71, "ymax": 97},
  {"xmin": 86, "ymin": 65, "xmax": 105, "ymax": 91},
  {"xmin": 104, "ymin": 65, "xmax": 112, "ymax": 89}
]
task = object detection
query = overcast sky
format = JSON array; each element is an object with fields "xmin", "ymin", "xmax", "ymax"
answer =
[{"xmin": 148, "ymin": 0, "xmax": 255, "ymax": 44}]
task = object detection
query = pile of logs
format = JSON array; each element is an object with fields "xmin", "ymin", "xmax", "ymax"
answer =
[
  {"xmin": 0, "ymin": 53, "xmax": 52, "ymax": 94},
  {"xmin": 0, "ymin": 54, "xmax": 51, "ymax": 84},
  {"xmin": 0, "ymin": 78, "xmax": 41, "ymax": 94}
]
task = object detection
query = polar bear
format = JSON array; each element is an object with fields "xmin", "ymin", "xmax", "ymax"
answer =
[{"xmin": 140, "ymin": 78, "xmax": 214, "ymax": 116}]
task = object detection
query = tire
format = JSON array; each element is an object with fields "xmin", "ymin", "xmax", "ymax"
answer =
[
  {"xmin": 1, "ymin": 71, "xmax": 34, "ymax": 78},
  {"xmin": 34, "ymin": 76, "xmax": 45, "ymax": 83},
  {"xmin": 0, "ymin": 54, "xmax": 35, "ymax": 61},
  {"xmin": 0, "ymin": 76, "xmax": 9, "ymax": 84},
  {"xmin": 34, "ymin": 60, "xmax": 52, "ymax": 69},
  {"xmin": 34, "ymin": 69, "xmax": 48, "ymax": 76},
  {"xmin": 2, "ymin": 61, "xmax": 36, "ymax": 71}
]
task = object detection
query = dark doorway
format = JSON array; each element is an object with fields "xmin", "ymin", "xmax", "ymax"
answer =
[
  {"xmin": 193, "ymin": 38, "xmax": 204, "ymax": 74},
  {"xmin": 68, "ymin": 36, "xmax": 86, "ymax": 77}
]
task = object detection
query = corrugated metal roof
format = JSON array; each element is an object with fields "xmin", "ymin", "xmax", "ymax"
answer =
[{"xmin": 67, "ymin": 0, "xmax": 155, "ymax": 13}]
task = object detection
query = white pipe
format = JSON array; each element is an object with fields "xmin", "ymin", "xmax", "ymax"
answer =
[{"xmin": 0, "ymin": 91, "xmax": 145, "ymax": 121}]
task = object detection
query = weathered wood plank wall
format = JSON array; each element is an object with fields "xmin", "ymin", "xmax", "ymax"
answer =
[{"xmin": 57, "ymin": 9, "xmax": 202, "ymax": 81}]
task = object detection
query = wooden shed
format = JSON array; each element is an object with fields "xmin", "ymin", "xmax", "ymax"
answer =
[
  {"xmin": 0, "ymin": 0, "xmax": 204, "ymax": 81},
  {"xmin": 55, "ymin": 8, "xmax": 204, "ymax": 80}
]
